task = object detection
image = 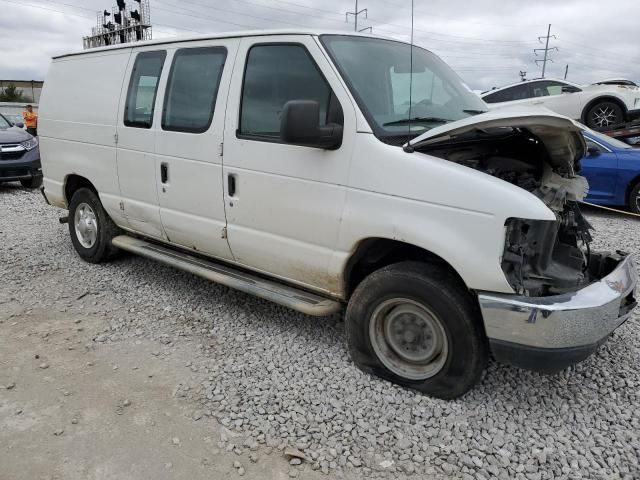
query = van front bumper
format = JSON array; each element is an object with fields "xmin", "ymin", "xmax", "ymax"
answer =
[{"xmin": 478, "ymin": 253, "xmax": 637, "ymax": 372}]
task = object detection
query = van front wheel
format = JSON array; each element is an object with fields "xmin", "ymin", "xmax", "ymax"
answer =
[
  {"xmin": 345, "ymin": 261, "xmax": 488, "ymax": 399},
  {"xmin": 68, "ymin": 188, "xmax": 120, "ymax": 263}
]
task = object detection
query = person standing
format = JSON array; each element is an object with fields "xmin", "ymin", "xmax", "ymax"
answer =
[{"xmin": 22, "ymin": 104, "xmax": 38, "ymax": 137}]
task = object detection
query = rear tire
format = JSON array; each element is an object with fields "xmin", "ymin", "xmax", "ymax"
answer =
[
  {"xmin": 20, "ymin": 176, "xmax": 42, "ymax": 189},
  {"xmin": 345, "ymin": 261, "xmax": 488, "ymax": 399},
  {"xmin": 629, "ymin": 182, "xmax": 640, "ymax": 214},
  {"xmin": 68, "ymin": 188, "xmax": 120, "ymax": 263},
  {"xmin": 585, "ymin": 101, "xmax": 624, "ymax": 130}
]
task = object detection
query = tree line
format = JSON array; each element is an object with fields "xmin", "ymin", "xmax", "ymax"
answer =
[{"xmin": 0, "ymin": 84, "xmax": 33, "ymax": 103}]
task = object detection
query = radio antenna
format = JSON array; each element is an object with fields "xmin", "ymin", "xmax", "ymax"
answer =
[{"xmin": 404, "ymin": 0, "xmax": 415, "ymax": 152}]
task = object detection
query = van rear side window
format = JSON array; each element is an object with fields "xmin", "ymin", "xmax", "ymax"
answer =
[
  {"xmin": 124, "ymin": 51, "xmax": 166, "ymax": 128},
  {"xmin": 162, "ymin": 47, "xmax": 227, "ymax": 133}
]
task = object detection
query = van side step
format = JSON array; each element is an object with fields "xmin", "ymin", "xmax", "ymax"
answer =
[{"xmin": 111, "ymin": 235, "xmax": 342, "ymax": 317}]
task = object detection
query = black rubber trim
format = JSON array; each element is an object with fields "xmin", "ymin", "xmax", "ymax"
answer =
[
  {"xmin": 490, "ymin": 338, "xmax": 606, "ymax": 373},
  {"xmin": 40, "ymin": 185, "xmax": 50, "ymax": 205}
]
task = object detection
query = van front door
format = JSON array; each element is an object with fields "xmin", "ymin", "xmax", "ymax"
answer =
[
  {"xmin": 153, "ymin": 40, "xmax": 237, "ymax": 260},
  {"xmin": 222, "ymin": 36, "xmax": 355, "ymax": 294}
]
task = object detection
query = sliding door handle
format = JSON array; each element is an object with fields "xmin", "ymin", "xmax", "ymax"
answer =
[
  {"xmin": 160, "ymin": 162, "xmax": 169, "ymax": 184},
  {"xmin": 227, "ymin": 174, "xmax": 237, "ymax": 197}
]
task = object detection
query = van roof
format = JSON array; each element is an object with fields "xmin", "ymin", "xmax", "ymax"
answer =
[{"xmin": 53, "ymin": 29, "xmax": 387, "ymax": 60}]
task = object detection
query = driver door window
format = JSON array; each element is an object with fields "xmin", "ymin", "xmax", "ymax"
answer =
[{"xmin": 239, "ymin": 44, "xmax": 341, "ymax": 140}]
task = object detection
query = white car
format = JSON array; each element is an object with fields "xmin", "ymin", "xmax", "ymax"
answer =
[
  {"xmin": 481, "ymin": 78, "xmax": 640, "ymax": 130},
  {"xmin": 38, "ymin": 30, "xmax": 637, "ymax": 399}
]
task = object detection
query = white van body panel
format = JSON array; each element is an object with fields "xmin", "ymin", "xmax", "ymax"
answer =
[
  {"xmin": 334, "ymin": 133, "xmax": 555, "ymax": 294},
  {"xmin": 39, "ymin": 49, "xmax": 131, "ymax": 225}
]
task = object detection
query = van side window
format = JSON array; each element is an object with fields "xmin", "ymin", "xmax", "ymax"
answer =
[
  {"xmin": 124, "ymin": 51, "xmax": 166, "ymax": 128},
  {"xmin": 162, "ymin": 47, "xmax": 227, "ymax": 133},
  {"xmin": 239, "ymin": 44, "xmax": 342, "ymax": 139}
]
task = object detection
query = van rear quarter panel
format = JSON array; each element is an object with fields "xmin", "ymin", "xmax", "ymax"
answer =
[{"xmin": 39, "ymin": 49, "xmax": 132, "ymax": 225}]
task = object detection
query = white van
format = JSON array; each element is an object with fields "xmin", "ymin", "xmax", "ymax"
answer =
[{"xmin": 39, "ymin": 30, "xmax": 637, "ymax": 399}]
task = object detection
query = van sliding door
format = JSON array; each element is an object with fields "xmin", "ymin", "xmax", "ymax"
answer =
[
  {"xmin": 152, "ymin": 40, "xmax": 239, "ymax": 260},
  {"xmin": 115, "ymin": 49, "xmax": 167, "ymax": 240}
]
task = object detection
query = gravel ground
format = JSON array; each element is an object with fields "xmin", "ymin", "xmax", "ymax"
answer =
[{"xmin": 1, "ymin": 185, "xmax": 639, "ymax": 479}]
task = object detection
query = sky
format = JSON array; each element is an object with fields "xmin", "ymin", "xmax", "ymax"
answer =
[{"xmin": 1, "ymin": 0, "xmax": 639, "ymax": 91}]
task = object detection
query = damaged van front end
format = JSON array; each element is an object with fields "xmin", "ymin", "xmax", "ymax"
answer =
[{"xmin": 410, "ymin": 110, "xmax": 638, "ymax": 371}]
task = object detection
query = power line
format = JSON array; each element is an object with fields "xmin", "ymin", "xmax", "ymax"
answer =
[
  {"xmin": 345, "ymin": 0, "xmax": 368, "ymax": 32},
  {"xmin": 534, "ymin": 24, "xmax": 558, "ymax": 78},
  {"xmin": 162, "ymin": 0, "xmax": 537, "ymax": 48},
  {"xmin": 153, "ymin": 0, "xmax": 262, "ymax": 30}
]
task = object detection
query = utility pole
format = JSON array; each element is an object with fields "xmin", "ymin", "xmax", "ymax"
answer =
[
  {"xmin": 345, "ymin": 0, "xmax": 367, "ymax": 32},
  {"xmin": 564, "ymin": 64, "xmax": 569, "ymax": 80},
  {"xmin": 534, "ymin": 24, "xmax": 558, "ymax": 78}
]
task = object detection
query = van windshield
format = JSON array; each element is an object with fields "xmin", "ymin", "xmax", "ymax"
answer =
[
  {"xmin": 0, "ymin": 114, "xmax": 10, "ymax": 129},
  {"xmin": 320, "ymin": 35, "xmax": 488, "ymax": 144}
]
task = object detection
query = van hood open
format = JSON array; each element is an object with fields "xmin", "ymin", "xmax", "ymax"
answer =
[
  {"xmin": 408, "ymin": 108, "xmax": 586, "ymax": 172},
  {"xmin": 407, "ymin": 108, "xmax": 596, "ymax": 297},
  {"xmin": 408, "ymin": 107, "xmax": 589, "ymax": 212}
]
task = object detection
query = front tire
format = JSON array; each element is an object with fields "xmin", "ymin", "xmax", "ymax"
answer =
[
  {"xmin": 20, "ymin": 176, "xmax": 42, "ymax": 189},
  {"xmin": 346, "ymin": 261, "xmax": 488, "ymax": 399},
  {"xmin": 68, "ymin": 188, "xmax": 120, "ymax": 263},
  {"xmin": 585, "ymin": 101, "xmax": 624, "ymax": 130},
  {"xmin": 629, "ymin": 182, "xmax": 640, "ymax": 214}
]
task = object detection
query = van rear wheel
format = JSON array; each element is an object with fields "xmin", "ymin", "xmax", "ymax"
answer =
[
  {"xmin": 68, "ymin": 188, "xmax": 120, "ymax": 263},
  {"xmin": 345, "ymin": 261, "xmax": 488, "ymax": 399}
]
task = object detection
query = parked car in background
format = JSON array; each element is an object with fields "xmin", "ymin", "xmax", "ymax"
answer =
[
  {"xmin": 0, "ymin": 113, "xmax": 42, "ymax": 188},
  {"xmin": 593, "ymin": 79, "xmax": 638, "ymax": 87},
  {"xmin": 582, "ymin": 128, "xmax": 640, "ymax": 213},
  {"xmin": 3, "ymin": 113, "xmax": 26, "ymax": 129},
  {"xmin": 481, "ymin": 78, "xmax": 640, "ymax": 130}
]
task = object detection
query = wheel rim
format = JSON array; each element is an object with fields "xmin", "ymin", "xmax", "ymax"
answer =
[
  {"xmin": 591, "ymin": 106, "xmax": 618, "ymax": 128},
  {"xmin": 635, "ymin": 191, "xmax": 640, "ymax": 213},
  {"xmin": 74, "ymin": 202, "xmax": 98, "ymax": 249},
  {"xmin": 369, "ymin": 298, "xmax": 449, "ymax": 381}
]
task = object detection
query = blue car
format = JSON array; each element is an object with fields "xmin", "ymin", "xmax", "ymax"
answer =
[{"xmin": 581, "ymin": 129, "xmax": 640, "ymax": 213}]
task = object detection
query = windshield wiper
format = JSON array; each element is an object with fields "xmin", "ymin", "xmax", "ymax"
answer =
[
  {"xmin": 383, "ymin": 116, "xmax": 452, "ymax": 127},
  {"xmin": 463, "ymin": 109, "xmax": 488, "ymax": 115}
]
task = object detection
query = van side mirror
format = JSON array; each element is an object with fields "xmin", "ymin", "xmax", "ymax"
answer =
[
  {"xmin": 13, "ymin": 122, "xmax": 24, "ymax": 128},
  {"xmin": 587, "ymin": 145, "xmax": 600, "ymax": 155},
  {"xmin": 280, "ymin": 100, "xmax": 343, "ymax": 150}
]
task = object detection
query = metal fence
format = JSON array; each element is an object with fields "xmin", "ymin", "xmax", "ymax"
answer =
[{"xmin": 0, "ymin": 102, "xmax": 39, "ymax": 117}]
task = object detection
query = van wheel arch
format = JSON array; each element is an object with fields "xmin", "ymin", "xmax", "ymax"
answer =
[
  {"xmin": 64, "ymin": 174, "xmax": 98, "ymax": 207},
  {"xmin": 581, "ymin": 96, "xmax": 627, "ymax": 125},
  {"xmin": 344, "ymin": 238, "xmax": 469, "ymax": 298}
]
